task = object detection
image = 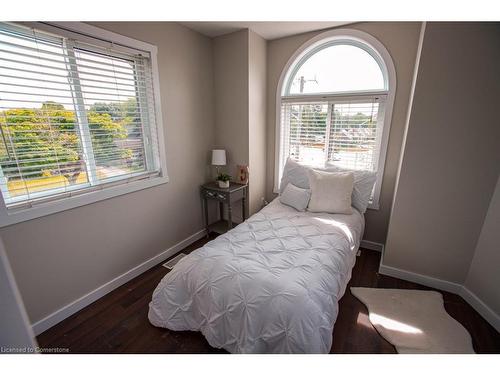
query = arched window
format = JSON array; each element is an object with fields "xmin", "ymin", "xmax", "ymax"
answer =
[{"xmin": 275, "ymin": 29, "xmax": 396, "ymax": 208}]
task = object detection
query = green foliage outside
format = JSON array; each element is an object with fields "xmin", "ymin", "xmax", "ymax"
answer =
[{"xmin": 0, "ymin": 98, "xmax": 140, "ymax": 189}]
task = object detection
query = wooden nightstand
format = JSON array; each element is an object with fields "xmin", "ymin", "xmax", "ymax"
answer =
[{"xmin": 201, "ymin": 182, "xmax": 248, "ymax": 236}]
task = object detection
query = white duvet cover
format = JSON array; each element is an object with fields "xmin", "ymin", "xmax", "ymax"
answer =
[{"xmin": 148, "ymin": 198, "xmax": 364, "ymax": 353}]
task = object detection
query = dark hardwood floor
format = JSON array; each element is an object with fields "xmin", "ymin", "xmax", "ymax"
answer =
[{"xmin": 37, "ymin": 235, "xmax": 500, "ymax": 353}]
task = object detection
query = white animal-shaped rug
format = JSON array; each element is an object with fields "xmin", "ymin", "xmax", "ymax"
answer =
[{"xmin": 350, "ymin": 287, "xmax": 475, "ymax": 353}]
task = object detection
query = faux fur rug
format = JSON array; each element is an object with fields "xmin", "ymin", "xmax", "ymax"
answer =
[{"xmin": 350, "ymin": 287, "xmax": 475, "ymax": 353}]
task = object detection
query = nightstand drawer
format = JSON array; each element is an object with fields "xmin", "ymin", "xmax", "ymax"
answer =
[{"xmin": 203, "ymin": 189, "xmax": 228, "ymax": 202}]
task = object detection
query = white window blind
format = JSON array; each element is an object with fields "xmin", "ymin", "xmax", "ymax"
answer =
[
  {"xmin": 0, "ymin": 22, "xmax": 161, "ymax": 210},
  {"xmin": 280, "ymin": 96, "xmax": 385, "ymax": 172}
]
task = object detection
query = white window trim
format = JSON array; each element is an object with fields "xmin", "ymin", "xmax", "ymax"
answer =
[
  {"xmin": 0, "ymin": 22, "xmax": 168, "ymax": 227},
  {"xmin": 274, "ymin": 28, "xmax": 396, "ymax": 210}
]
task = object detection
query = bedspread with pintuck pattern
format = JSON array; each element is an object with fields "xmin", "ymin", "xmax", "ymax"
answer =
[{"xmin": 148, "ymin": 198, "xmax": 364, "ymax": 353}]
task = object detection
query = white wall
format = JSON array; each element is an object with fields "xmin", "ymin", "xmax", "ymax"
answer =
[
  {"xmin": 384, "ymin": 23, "xmax": 500, "ymax": 283},
  {"xmin": 0, "ymin": 22, "xmax": 216, "ymax": 325},
  {"xmin": 465, "ymin": 176, "xmax": 500, "ymax": 315}
]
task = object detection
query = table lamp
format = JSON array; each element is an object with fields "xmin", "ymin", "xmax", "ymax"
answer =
[{"xmin": 211, "ymin": 149, "xmax": 226, "ymax": 176}]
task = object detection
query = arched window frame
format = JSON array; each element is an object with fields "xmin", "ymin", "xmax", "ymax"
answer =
[{"xmin": 274, "ymin": 28, "xmax": 396, "ymax": 210}]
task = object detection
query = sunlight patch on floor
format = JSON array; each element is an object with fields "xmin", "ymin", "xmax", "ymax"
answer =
[
  {"xmin": 357, "ymin": 311, "xmax": 422, "ymax": 334},
  {"xmin": 369, "ymin": 312, "xmax": 422, "ymax": 334}
]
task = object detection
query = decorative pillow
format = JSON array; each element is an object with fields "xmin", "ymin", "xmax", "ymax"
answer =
[
  {"xmin": 279, "ymin": 183, "xmax": 311, "ymax": 211},
  {"xmin": 307, "ymin": 169, "xmax": 354, "ymax": 214},
  {"xmin": 279, "ymin": 158, "xmax": 310, "ymax": 194},
  {"xmin": 324, "ymin": 164, "xmax": 377, "ymax": 214}
]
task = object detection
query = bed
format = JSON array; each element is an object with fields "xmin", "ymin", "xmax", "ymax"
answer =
[{"xmin": 148, "ymin": 198, "xmax": 365, "ymax": 353}]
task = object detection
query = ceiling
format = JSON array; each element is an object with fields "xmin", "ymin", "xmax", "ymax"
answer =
[{"xmin": 179, "ymin": 22, "xmax": 353, "ymax": 40}]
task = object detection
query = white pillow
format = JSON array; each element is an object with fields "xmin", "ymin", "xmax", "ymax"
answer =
[
  {"xmin": 307, "ymin": 169, "xmax": 354, "ymax": 214},
  {"xmin": 324, "ymin": 164, "xmax": 377, "ymax": 213},
  {"xmin": 279, "ymin": 183, "xmax": 311, "ymax": 211},
  {"xmin": 279, "ymin": 158, "xmax": 310, "ymax": 194}
]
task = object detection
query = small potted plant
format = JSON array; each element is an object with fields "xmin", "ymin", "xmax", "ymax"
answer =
[{"xmin": 216, "ymin": 173, "xmax": 231, "ymax": 188}]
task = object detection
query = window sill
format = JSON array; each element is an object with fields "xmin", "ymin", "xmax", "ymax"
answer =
[{"xmin": 0, "ymin": 175, "xmax": 169, "ymax": 228}]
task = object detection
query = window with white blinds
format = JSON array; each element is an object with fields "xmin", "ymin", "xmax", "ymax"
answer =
[
  {"xmin": 276, "ymin": 31, "xmax": 396, "ymax": 208},
  {"xmin": 0, "ymin": 22, "xmax": 165, "ymax": 215},
  {"xmin": 280, "ymin": 96, "xmax": 385, "ymax": 172}
]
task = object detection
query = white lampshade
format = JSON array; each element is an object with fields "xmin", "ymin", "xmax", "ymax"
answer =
[{"xmin": 211, "ymin": 149, "xmax": 226, "ymax": 166}]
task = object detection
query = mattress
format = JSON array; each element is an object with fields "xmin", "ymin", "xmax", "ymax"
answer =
[{"xmin": 148, "ymin": 198, "xmax": 365, "ymax": 353}]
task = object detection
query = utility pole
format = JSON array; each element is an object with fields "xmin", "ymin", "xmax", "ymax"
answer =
[
  {"xmin": 295, "ymin": 76, "xmax": 305, "ymax": 158},
  {"xmin": 295, "ymin": 76, "xmax": 318, "ymax": 160},
  {"xmin": 298, "ymin": 75, "xmax": 318, "ymax": 94}
]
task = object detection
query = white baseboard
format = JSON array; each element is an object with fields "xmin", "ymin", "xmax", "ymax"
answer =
[
  {"xmin": 378, "ymin": 263, "xmax": 463, "ymax": 294},
  {"xmin": 31, "ymin": 229, "xmax": 207, "ymax": 336},
  {"xmin": 460, "ymin": 287, "xmax": 500, "ymax": 332},
  {"xmin": 378, "ymin": 262, "xmax": 500, "ymax": 333},
  {"xmin": 360, "ymin": 240, "xmax": 384, "ymax": 252}
]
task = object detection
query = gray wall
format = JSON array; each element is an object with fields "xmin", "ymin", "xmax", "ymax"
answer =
[
  {"xmin": 265, "ymin": 22, "xmax": 422, "ymax": 244},
  {"xmin": 465, "ymin": 176, "xmax": 500, "ymax": 314},
  {"xmin": 248, "ymin": 30, "xmax": 267, "ymax": 215},
  {"xmin": 213, "ymin": 29, "xmax": 267, "ymax": 218},
  {"xmin": 213, "ymin": 30, "xmax": 250, "ymax": 176},
  {"xmin": 384, "ymin": 23, "xmax": 500, "ymax": 283},
  {"xmin": 0, "ymin": 237, "xmax": 37, "ymax": 350},
  {"xmin": 0, "ymin": 22, "xmax": 216, "ymax": 324},
  {"xmin": 213, "ymin": 30, "xmax": 249, "ymax": 222}
]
